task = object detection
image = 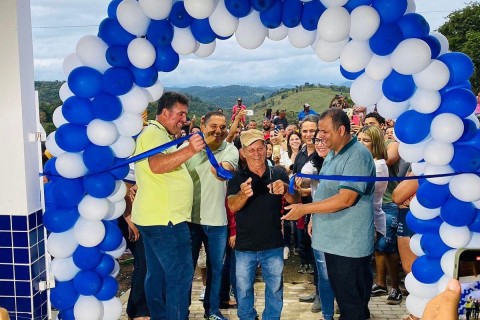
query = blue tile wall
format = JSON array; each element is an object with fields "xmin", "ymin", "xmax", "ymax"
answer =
[
  {"xmin": 11, "ymin": 215, "xmax": 27, "ymax": 231},
  {"xmin": 0, "ymin": 264, "xmax": 13, "ymax": 280},
  {"xmin": 12, "ymin": 232, "xmax": 28, "ymax": 248},
  {"xmin": 0, "ymin": 215, "xmax": 11, "ymax": 231},
  {"xmin": 0, "ymin": 231, "xmax": 12, "ymax": 247}
]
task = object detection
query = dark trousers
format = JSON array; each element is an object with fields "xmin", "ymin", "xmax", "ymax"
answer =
[
  {"xmin": 220, "ymin": 244, "xmax": 237, "ymax": 302},
  {"xmin": 296, "ymin": 227, "xmax": 313, "ymax": 265},
  {"xmin": 325, "ymin": 253, "xmax": 373, "ymax": 320},
  {"xmin": 126, "ymin": 238, "xmax": 150, "ymax": 318}
]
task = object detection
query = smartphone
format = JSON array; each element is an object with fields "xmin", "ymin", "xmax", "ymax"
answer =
[
  {"xmin": 351, "ymin": 114, "xmax": 360, "ymax": 126},
  {"xmin": 246, "ymin": 109, "xmax": 254, "ymax": 116},
  {"xmin": 273, "ymin": 145, "xmax": 281, "ymax": 159},
  {"xmin": 454, "ymin": 248, "xmax": 480, "ymax": 284}
]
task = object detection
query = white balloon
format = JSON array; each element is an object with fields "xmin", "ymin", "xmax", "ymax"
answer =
[
  {"xmin": 440, "ymin": 249, "xmax": 457, "ymax": 278},
  {"xmin": 236, "ymin": 11, "xmax": 267, "ymax": 50},
  {"xmin": 63, "ymin": 53, "xmax": 83, "ymax": 77},
  {"xmin": 437, "ymin": 274, "xmax": 452, "ymax": 293},
  {"xmin": 51, "ymin": 257, "xmax": 80, "ymax": 281},
  {"xmin": 55, "ymin": 152, "xmax": 88, "ymax": 179},
  {"xmin": 376, "ymin": 96, "xmax": 410, "ymax": 120},
  {"xmin": 78, "ymin": 195, "xmax": 111, "ymax": 220},
  {"xmin": 404, "ymin": 272, "xmax": 438, "ymax": 299},
  {"xmin": 449, "ymin": 174, "xmax": 480, "ymax": 202},
  {"xmin": 391, "ymin": 38, "xmax": 431, "ymax": 75},
  {"xmin": 209, "ymin": 0, "xmax": 238, "ymax": 37},
  {"xmin": 87, "ymin": 119, "xmax": 119, "ymax": 146},
  {"xmin": 110, "ymin": 259, "xmax": 120, "ymax": 278},
  {"xmin": 466, "ymin": 232, "xmax": 480, "ymax": 248},
  {"xmin": 312, "ymin": 38, "xmax": 348, "ymax": 62},
  {"xmin": 424, "ymin": 164, "xmax": 454, "ymax": 185},
  {"xmin": 350, "ymin": 73, "xmax": 383, "ymax": 107},
  {"xmin": 467, "ymin": 112, "xmax": 480, "ymax": 129},
  {"xmin": 74, "ymin": 295, "xmax": 104, "ymax": 320},
  {"xmin": 106, "ymin": 237, "xmax": 127, "ymax": 259},
  {"xmin": 76, "ymin": 35, "xmax": 110, "ymax": 72},
  {"xmin": 423, "ymin": 140, "xmax": 454, "ymax": 167},
  {"xmin": 410, "ymin": 234, "xmax": 425, "ymax": 257},
  {"xmin": 409, "ymin": 89, "xmax": 441, "ymax": 114},
  {"xmin": 365, "ymin": 54, "xmax": 392, "ymax": 81},
  {"xmin": 406, "ymin": 0, "xmax": 416, "ymax": 14},
  {"xmin": 171, "ymin": 26, "xmax": 197, "ymax": 55},
  {"xmin": 340, "ymin": 40, "xmax": 373, "ymax": 73},
  {"xmin": 194, "ymin": 40, "xmax": 217, "ymax": 58},
  {"xmin": 107, "ymin": 181, "xmax": 127, "ymax": 203},
  {"xmin": 413, "ymin": 59, "xmax": 450, "ymax": 91},
  {"xmin": 117, "ymin": 0, "xmax": 151, "ymax": 36},
  {"xmin": 430, "ymin": 32, "xmax": 449, "ymax": 56},
  {"xmin": 317, "ymin": 7, "xmax": 351, "ymax": 43},
  {"xmin": 409, "ymin": 197, "xmax": 440, "ymax": 220},
  {"xmin": 184, "ymin": 0, "xmax": 217, "ymax": 19},
  {"xmin": 288, "ymin": 25, "xmax": 316, "ymax": 48},
  {"xmin": 114, "ymin": 112, "xmax": 144, "ymax": 137},
  {"xmin": 138, "ymin": 0, "xmax": 173, "ymax": 20},
  {"xmin": 59, "ymin": 82, "xmax": 74, "ymax": 102},
  {"xmin": 110, "ymin": 135, "xmax": 136, "ymax": 158},
  {"xmin": 47, "ymin": 229, "xmax": 78, "ymax": 259},
  {"xmin": 104, "ymin": 199, "xmax": 127, "ymax": 221},
  {"xmin": 144, "ymin": 80, "xmax": 164, "ymax": 103},
  {"xmin": 74, "ymin": 217, "xmax": 106, "ymax": 248},
  {"xmin": 439, "ymin": 223, "xmax": 472, "ymax": 248},
  {"xmin": 411, "ymin": 162, "xmax": 426, "ymax": 175},
  {"xmin": 268, "ymin": 24, "xmax": 288, "ymax": 41},
  {"xmin": 349, "ymin": 6, "xmax": 380, "ymax": 41},
  {"xmin": 101, "ymin": 297, "xmax": 123, "ymax": 320},
  {"xmin": 53, "ymin": 106, "xmax": 68, "ymax": 128},
  {"xmin": 398, "ymin": 138, "xmax": 430, "ymax": 163},
  {"xmin": 431, "ymin": 113, "xmax": 464, "ymax": 143},
  {"xmin": 45, "ymin": 132, "xmax": 66, "ymax": 157},
  {"xmin": 320, "ymin": 0, "xmax": 348, "ymax": 7},
  {"xmin": 405, "ymin": 294, "xmax": 429, "ymax": 318},
  {"xmin": 119, "ymin": 85, "xmax": 150, "ymax": 114},
  {"xmin": 127, "ymin": 38, "xmax": 156, "ymax": 69}
]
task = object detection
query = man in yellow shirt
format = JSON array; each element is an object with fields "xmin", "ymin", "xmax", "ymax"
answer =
[{"xmin": 132, "ymin": 91, "xmax": 205, "ymax": 320}]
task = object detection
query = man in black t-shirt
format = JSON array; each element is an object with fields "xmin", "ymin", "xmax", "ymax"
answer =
[{"xmin": 227, "ymin": 129, "xmax": 300, "ymax": 320}]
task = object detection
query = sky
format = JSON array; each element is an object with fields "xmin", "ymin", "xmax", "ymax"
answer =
[{"xmin": 30, "ymin": 0, "xmax": 470, "ymax": 87}]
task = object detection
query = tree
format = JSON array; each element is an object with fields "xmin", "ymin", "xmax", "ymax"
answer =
[{"xmin": 438, "ymin": 2, "xmax": 480, "ymax": 91}]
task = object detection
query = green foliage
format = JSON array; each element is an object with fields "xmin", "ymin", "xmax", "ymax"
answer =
[{"xmin": 438, "ymin": 1, "xmax": 480, "ymax": 91}]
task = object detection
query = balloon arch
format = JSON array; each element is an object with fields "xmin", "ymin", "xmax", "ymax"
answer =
[{"xmin": 43, "ymin": 0, "xmax": 480, "ymax": 319}]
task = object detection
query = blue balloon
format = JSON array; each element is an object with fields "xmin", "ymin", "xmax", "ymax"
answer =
[
  {"xmin": 55, "ymin": 124, "xmax": 90, "ymax": 153},
  {"xmin": 50, "ymin": 280, "xmax": 79, "ymax": 310},
  {"xmin": 51, "ymin": 178, "xmax": 85, "ymax": 207},
  {"xmin": 73, "ymin": 270, "xmax": 102, "ymax": 295},
  {"xmin": 95, "ymin": 254, "xmax": 115, "ymax": 277},
  {"xmin": 260, "ymin": 0, "xmax": 282, "ymax": 28},
  {"xmin": 458, "ymin": 119, "xmax": 479, "ymax": 142},
  {"xmin": 340, "ymin": 66, "xmax": 364, "ymax": 80},
  {"xmin": 190, "ymin": 19, "xmax": 216, "ymax": 44},
  {"xmin": 62, "ymin": 96, "xmax": 94, "ymax": 126},
  {"xmin": 436, "ymin": 88, "xmax": 476, "ymax": 119},
  {"xmin": 406, "ymin": 212, "xmax": 443, "ymax": 234},
  {"xmin": 106, "ymin": 45, "xmax": 131, "ymax": 68},
  {"xmin": 420, "ymin": 232, "xmax": 452, "ymax": 258},
  {"xmin": 98, "ymin": 221, "xmax": 124, "ymax": 251},
  {"xmin": 282, "ymin": 0, "xmax": 303, "ymax": 28},
  {"xmin": 43, "ymin": 206, "xmax": 79, "ymax": 233},
  {"xmin": 109, "ymin": 158, "xmax": 130, "ymax": 180},
  {"xmin": 251, "ymin": 0, "xmax": 276, "ymax": 11},
  {"xmin": 416, "ymin": 180, "xmax": 451, "ymax": 209},
  {"xmin": 73, "ymin": 246, "xmax": 102, "ymax": 270},
  {"xmin": 58, "ymin": 308, "xmax": 75, "ymax": 320},
  {"xmin": 372, "ymin": 0, "xmax": 408, "ymax": 23},
  {"xmin": 369, "ymin": 23, "xmax": 403, "ymax": 56},
  {"xmin": 225, "ymin": 0, "xmax": 252, "ymax": 18},
  {"xmin": 154, "ymin": 45, "xmax": 180, "ymax": 73},
  {"xmin": 131, "ymin": 65, "xmax": 158, "ymax": 88},
  {"xmin": 421, "ymin": 35, "xmax": 441, "ymax": 59},
  {"xmin": 147, "ymin": 19, "xmax": 174, "ymax": 46},
  {"xmin": 382, "ymin": 70, "xmax": 415, "ymax": 102},
  {"xmin": 43, "ymin": 157, "xmax": 60, "ymax": 182},
  {"xmin": 411, "ymin": 255, "xmax": 443, "ymax": 284},
  {"xmin": 102, "ymin": 67, "xmax": 134, "ymax": 96},
  {"xmin": 301, "ymin": 0, "xmax": 325, "ymax": 31},
  {"xmin": 450, "ymin": 145, "xmax": 480, "ymax": 173},
  {"xmin": 95, "ymin": 276, "xmax": 119, "ymax": 301},
  {"xmin": 393, "ymin": 110, "xmax": 433, "ymax": 144},
  {"xmin": 91, "ymin": 92, "xmax": 123, "ymax": 121},
  {"xmin": 169, "ymin": 1, "xmax": 194, "ymax": 27},
  {"xmin": 44, "ymin": 182, "xmax": 56, "ymax": 208},
  {"xmin": 438, "ymin": 52, "xmax": 475, "ymax": 87},
  {"xmin": 98, "ymin": 18, "xmax": 136, "ymax": 46},
  {"xmin": 397, "ymin": 13, "xmax": 429, "ymax": 39},
  {"xmin": 216, "ymin": 34, "xmax": 233, "ymax": 40},
  {"xmin": 83, "ymin": 172, "xmax": 116, "ymax": 198},
  {"xmin": 67, "ymin": 66, "xmax": 103, "ymax": 99},
  {"xmin": 107, "ymin": 0, "xmax": 121, "ymax": 19},
  {"xmin": 83, "ymin": 144, "xmax": 115, "ymax": 173},
  {"xmin": 440, "ymin": 196, "xmax": 476, "ymax": 227},
  {"xmin": 345, "ymin": 0, "xmax": 373, "ymax": 12}
]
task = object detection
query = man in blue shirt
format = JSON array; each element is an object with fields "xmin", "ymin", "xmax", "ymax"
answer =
[
  {"xmin": 298, "ymin": 103, "xmax": 318, "ymax": 121},
  {"xmin": 283, "ymin": 108, "xmax": 376, "ymax": 320}
]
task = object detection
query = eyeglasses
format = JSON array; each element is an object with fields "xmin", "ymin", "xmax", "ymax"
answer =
[{"xmin": 313, "ymin": 138, "xmax": 325, "ymax": 145}]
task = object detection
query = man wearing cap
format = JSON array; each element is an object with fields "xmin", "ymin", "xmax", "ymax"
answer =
[
  {"xmin": 273, "ymin": 109, "xmax": 288, "ymax": 130},
  {"xmin": 227, "ymin": 129, "xmax": 300, "ymax": 320},
  {"xmin": 232, "ymin": 98, "xmax": 247, "ymax": 127},
  {"xmin": 298, "ymin": 103, "xmax": 318, "ymax": 121}
]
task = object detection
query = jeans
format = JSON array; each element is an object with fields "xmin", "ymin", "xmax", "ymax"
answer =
[
  {"xmin": 313, "ymin": 249, "xmax": 335, "ymax": 320},
  {"xmin": 126, "ymin": 237, "xmax": 150, "ymax": 318},
  {"xmin": 189, "ymin": 223, "xmax": 228, "ymax": 317},
  {"xmin": 220, "ymin": 244, "xmax": 237, "ymax": 302},
  {"xmin": 137, "ymin": 222, "xmax": 193, "ymax": 320},
  {"xmin": 325, "ymin": 253, "xmax": 373, "ymax": 320},
  {"xmin": 381, "ymin": 202, "xmax": 399, "ymax": 253},
  {"xmin": 236, "ymin": 247, "xmax": 284, "ymax": 320},
  {"xmin": 296, "ymin": 227, "xmax": 313, "ymax": 265}
]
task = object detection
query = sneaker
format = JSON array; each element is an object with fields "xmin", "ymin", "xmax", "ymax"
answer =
[
  {"xmin": 371, "ymin": 284, "xmax": 388, "ymax": 296},
  {"xmin": 199, "ymin": 286, "xmax": 206, "ymax": 301},
  {"xmin": 299, "ymin": 292, "xmax": 316, "ymax": 303},
  {"xmin": 311, "ymin": 295, "xmax": 322, "ymax": 313},
  {"xmin": 283, "ymin": 247, "xmax": 290, "ymax": 260},
  {"xmin": 307, "ymin": 264, "xmax": 315, "ymax": 274},
  {"xmin": 386, "ymin": 288, "xmax": 403, "ymax": 305},
  {"xmin": 208, "ymin": 314, "xmax": 228, "ymax": 320},
  {"xmin": 298, "ymin": 263, "xmax": 308, "ymax": 274},
  {"xmin": 293, "ymin": 248, "xmax": 299, "ymax": 256}
]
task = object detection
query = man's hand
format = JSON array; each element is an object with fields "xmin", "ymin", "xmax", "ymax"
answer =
[
  {"xmin": 188, "ymin": 133, "xmax": 206, "ymax": 154},
  {"xmin": 236, "ymin": 109, "xmax": 247, "ymax": 119},
  {"xmin": 229, "ymin": 235, "xmax": 236, "ymax": 248},
  {"xmin": 307, "ymin": 219, "xmax": 313, "ymax": 238},
  {"xmin": 282, "ymin": 203, "xmax": 307, "ymax": 220},
  {"xmin": 422, "ymin": 279, "xmax": 460, "ymax": 320},
  {"xmin": 129, "ymin": 184, "xmax": 138, "ymax": 203},
  {"xmin": 269, "ymin": 180, "xmax": 286, "ymax": 195},
  {"xmin": 240, "ymin": 177, "xmax": 253, "ymax": 198}
]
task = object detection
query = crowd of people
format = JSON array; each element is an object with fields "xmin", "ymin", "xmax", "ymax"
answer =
[{"xmin": 118, "ymin": 91, "xmax": 461, "ymax": 320}]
